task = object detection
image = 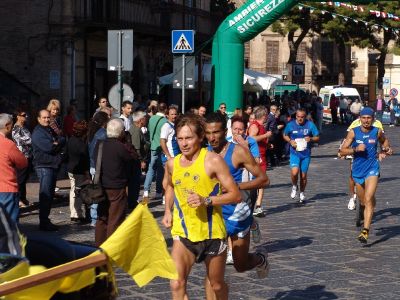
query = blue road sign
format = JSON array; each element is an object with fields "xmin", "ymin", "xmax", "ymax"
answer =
[{"xmin": 172, "ymin": 30, "xmax": 194, "ymax": 54}]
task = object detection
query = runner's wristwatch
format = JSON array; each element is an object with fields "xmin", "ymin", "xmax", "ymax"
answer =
[{"xmin": 204, "ymin": 197, "xmax": 212, "ymax": 206}]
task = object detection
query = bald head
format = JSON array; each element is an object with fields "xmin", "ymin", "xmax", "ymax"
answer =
[{"xmin": 37, "ymin": 109, "xmax": 50, "ymax": 127}]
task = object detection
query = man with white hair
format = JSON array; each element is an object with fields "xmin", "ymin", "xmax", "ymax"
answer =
[
  {"xmin": 0, "ymin": 114, "xmax": 28, "ymax": 222},
  {"xmin": 94, "ymin": 118, "xmax": 137, "ymax": 246}
]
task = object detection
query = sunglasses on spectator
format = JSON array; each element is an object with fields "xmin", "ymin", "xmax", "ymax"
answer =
[{"xmin": 220, "ymin": 106, "xmax": 226, "ymax": 109}]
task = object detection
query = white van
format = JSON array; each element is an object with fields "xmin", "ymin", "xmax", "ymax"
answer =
[{"xmin": 319, "ymin": 86, "xmax": 361, "ymax": 122}]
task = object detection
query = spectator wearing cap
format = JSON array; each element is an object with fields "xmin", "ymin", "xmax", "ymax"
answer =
[
  {"xmin": 0, "ymin": 113, "xmax": 28, "ymax": 223},
  {"xmin": 67, "ymin": 120, "xmax": 91, "ymax": 223}
]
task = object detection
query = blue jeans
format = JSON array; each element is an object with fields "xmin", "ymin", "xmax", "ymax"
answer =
[
  {"xmin": 35, "ymin": 167, "xmax": 57, "ymax": 224},
  {"xmin": 0, "ymin": 192, "xmax": 19, "ymax": 223},
  {"xmin": 143, "ymin": 150, "xmax": 164, "ymax": 194},
  {"xmin": 89, "ymin": 167, "xmax": 98, "ymax": 225}
]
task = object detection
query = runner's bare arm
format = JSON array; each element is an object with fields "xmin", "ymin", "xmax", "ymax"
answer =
[
  {"xmin": 339, "ymin": 130, "xmax": 356, "ymax": 156},
  {"xmin": 160, "ymin": 138, "xmax": 172, "ymax": 160},
  {"xmin": 206, "ymin": 152, "xmax": 241, "ymax": 205},
  {"xmin": 283, "ymin": 132, "xmax": 296, "ymax": 148},
  {"xmin": 378, "ymin": 129, "xmax": 393, "ymax": 156},
  {"xmin": 248, "ymin": 124, "xmax": 269, "ymax": 142},
  {"xmin": 162, "ymin": 159, "xmax": 174, "ymax": 228},
  {"xmin": 235, "ymin": 144, "xmax": 269, "ymax": 190}
]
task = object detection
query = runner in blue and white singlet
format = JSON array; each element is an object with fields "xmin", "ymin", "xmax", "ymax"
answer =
[
  {"xmin": 351, "ymin": 126, "xmax": 380, "ymax": 185},
  {"xmin": 205, "ymin": 112, "xmax": 270, "ymax": 279},
  {"xmin": 340, "ymin": 107, "xmax": 393, "ymax": 244}
]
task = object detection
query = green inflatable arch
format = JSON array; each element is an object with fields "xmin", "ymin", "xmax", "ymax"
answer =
[{"xmin": 212, "ymin": 0, "xmax": 374, "ymax": 112}]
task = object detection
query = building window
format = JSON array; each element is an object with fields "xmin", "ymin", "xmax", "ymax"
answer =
[
  {"xmin": 321, "ymin": 41, "xmax": 334, "ymax": 74},
  {"xmin": 266, "ymin": 41, "xmax": 279, "ymax": 74}
]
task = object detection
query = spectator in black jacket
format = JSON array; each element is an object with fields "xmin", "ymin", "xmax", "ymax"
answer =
[
  {"xmin": 94, "ymin": 118, "xmax": 137, "ymax": 246},
  {"xmin": 32, "ymin": 110, "xmax": 65, "ymax": 231},
  {"xmin": 265, "ymin": 105, "xmax": 278, "ymax": 167},
  {"xmin": 67, "ymin": 120, "xmax": 90, "ymax": 223}
]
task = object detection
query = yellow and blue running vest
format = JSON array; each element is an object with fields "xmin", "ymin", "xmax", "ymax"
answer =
[
  {"xmin": 171, "ymin": 148, "xmax": 226, "ymax": 242},
  {"xmin": 348, "ymin": 119, "xmax": 384, "ymax": 131}
]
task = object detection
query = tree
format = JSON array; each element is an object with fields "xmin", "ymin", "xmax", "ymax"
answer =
[{"xmin": 271, "ymin": 6, "xmax": 325, "ymax": 82}]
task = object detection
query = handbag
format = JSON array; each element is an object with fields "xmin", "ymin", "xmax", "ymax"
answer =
[{"xmin": 79, "ymin": 141, "xmax": 107, "ymax": 205}]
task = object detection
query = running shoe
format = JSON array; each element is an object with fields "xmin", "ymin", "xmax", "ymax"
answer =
[
  {"xmin": 226, "ymin": 249, "xmax": 234, "ymax": 265},
  {"xmin": 299, "ymin": 192, "xmax": 306, "ymax": 203},
  {"xmin": 255, "ymin": 251, "xmax": 270, "ymax": 279},
  {"xmin": 251, "ymin": 220, "xmax": 261, "ymax": 244},
  {"xmin": 348, "ymin": 196, "xmax": 356, "ymax": 210},
  {"xmin": 290, "ymin": 185, "xmax": 298, "ymax": 199},
  {"xmin": 357, "ymin": 229, "xmax": 369, "ymax": 244},
  {"xmin": 253, "ymin": 206, "xmax": 265, "ymax": 217}
]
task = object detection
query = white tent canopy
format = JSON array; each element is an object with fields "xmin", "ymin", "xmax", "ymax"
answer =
[{"xmin": 159, "ymin": 63, "xmax": 283, "ymax": 92}]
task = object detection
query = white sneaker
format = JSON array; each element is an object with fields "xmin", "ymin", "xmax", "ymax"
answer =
[
  {"xmin": 290, "ymin": 186, "xmax": 298, "ymax": 199},
  {"xmin": 256, "ymin": 251, "xmax": 270, "ymax": 279},
  {"xmin": 253, "ymin": 207, "xmax": 265, "ymax": 217},
  {"xmin": 299, "ymin": 192, "xmax": 306, "ymax": 203},
  {"xmin": 226, "ymin": 249, "xmax": 234, "ymax": 265},
  {"xmin": 348, "ymin": 196, "xmax": 356, "ymax": 210}
]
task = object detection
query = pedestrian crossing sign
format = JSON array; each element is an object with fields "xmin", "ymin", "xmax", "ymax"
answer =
[{"xmin": 172, "ymin": 30, "xmax": 194, "ymax": 54}]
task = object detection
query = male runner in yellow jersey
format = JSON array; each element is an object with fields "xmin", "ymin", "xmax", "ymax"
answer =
[
  {"xmin": 162, "ymin": 114, "xmax": 241, "ymax": 300},
  {"xmin": 339, "ymin": 118, "xmax": 384, "ymax": 210}
]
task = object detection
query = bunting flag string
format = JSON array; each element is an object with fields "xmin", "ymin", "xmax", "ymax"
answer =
[
  {"xmin": 298, "ymin": 3, "xmax": 400, "ymax": 36},
  {"xmin": 324, "ymin": 2, "xmax": 400, "ymax": 21}
]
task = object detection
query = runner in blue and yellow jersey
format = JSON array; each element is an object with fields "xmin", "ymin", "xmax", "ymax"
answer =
[
  {"xmin": 340, "ymin": 107, "xmax": 393, "ymax": 243},
  {"xmin": 162, "ymin": 114, "xmax": 240, "ymax": 300}
]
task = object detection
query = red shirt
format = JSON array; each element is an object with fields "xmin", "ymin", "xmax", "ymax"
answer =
[
  {"xmin": 248, "ymin": 121, "xmax": 268, "ymax": 170},
  {"xmin": 63, "ymin": 114, "xmax": 76, "ymax": 137},
  {"xmin": 0, "ymin": 134, "xmax": 28, "ymax": 192}
]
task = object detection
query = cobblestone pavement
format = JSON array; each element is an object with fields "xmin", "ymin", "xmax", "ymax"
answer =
[{"xmin": 19, "ymin": 124, "xmax": 400, "ymax": 299}]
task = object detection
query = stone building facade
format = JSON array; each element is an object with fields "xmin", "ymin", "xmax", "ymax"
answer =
[{"xmin": 0, "ymin": 0, "xmax": 223, "ymax": 117}]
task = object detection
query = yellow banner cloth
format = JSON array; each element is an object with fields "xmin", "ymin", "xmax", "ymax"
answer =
[{"xmin": 101, "ymin": 203, "xmax": 177, "ymax": 287}]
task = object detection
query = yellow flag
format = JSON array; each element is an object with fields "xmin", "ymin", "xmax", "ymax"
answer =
[{"xmin": 101, "ymin": 204, "xmax": 177, "ymax": 287}]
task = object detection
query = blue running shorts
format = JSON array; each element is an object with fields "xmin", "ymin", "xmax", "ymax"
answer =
[
  {"xmin": 290, "ymin": 155, "xmax": 311, "ymax": 173},
  {"xmin": 352, "ymin": 169, "xmax": 380, "ymax": 185}
]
